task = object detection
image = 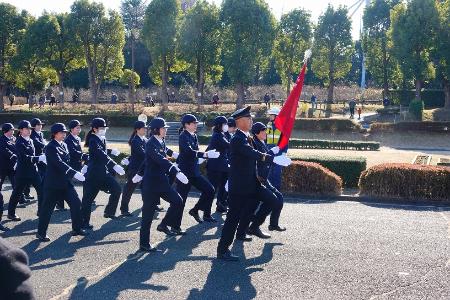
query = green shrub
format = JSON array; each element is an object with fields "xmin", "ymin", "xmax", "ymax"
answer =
[
  {"xmin": 293, "ymin": 118, "xmax": 361, "ymax": 131},
  {"xmin": 408, "ymin": 99, "xmax": 424, "ymax": 121},
  {"xmin": 387, "ymin": 89, "xmax": 445, "ymax": 108},
  {"xmin": 359, "ymin": 163, "xmax": 450, "ymax": 201},
  {"xmin": 281, "ymin": 161, "xmax": 342, "ymax": 195},
  {"xmin": 290, "ymin": 155, "xmax": 366, "ymax": 188}
]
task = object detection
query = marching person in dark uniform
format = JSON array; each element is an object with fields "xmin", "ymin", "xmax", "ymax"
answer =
[
  {"xmin": 235, "ymin": 122, "xmax": 286, "ymax": 242},
  {"xmin": 81, "ymin": 118, "xmax": 125, "ymax": 230},
  {"xmin": 206, "ymin": 116, "xmax": 230, "ymax": 214},
  {"xmin": 36, "ymin": 123, "xmax": 88, "ymax": 242},
  {"xmin": 8, "ymin": 121, "xmax": 46, "ymax": 221},
  {"xmin": 0, "ymin": 237, "xmax": 36, "ymax": 299},
  {"xmin": 216, "ymin": 106, "xmax": 291, "ymax": 261},
  {"xmin": 65, "ymin": 120, "xmax": 89, "ymax": 172},
  {"xmin": 0, "ymin": 123, "xmax": 17, "ymax": 231},
  {"xmin": 174, "ymin": 114, "xmax": 219, "ymax": 228},
  {"xmin": 119, "ymin": 120, "xmax": 151, "ymax": 217},
  {"xmin": 226, "ymin": 117, "xmax": 236, "ymax": 140},
  {"xmin": 30, "ymin": 118, "xmax": 47, "ymax": 180},
  {"xmin": 132, "ymin": 117, "xmax": 188, "ymax": 251}
]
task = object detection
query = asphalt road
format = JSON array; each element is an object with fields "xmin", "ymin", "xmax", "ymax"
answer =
[{"xmin": 1, "ymin": 185, "xmax": 449, "ymax": 300}]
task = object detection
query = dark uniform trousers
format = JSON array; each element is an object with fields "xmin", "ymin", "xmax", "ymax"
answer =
[
  {"xmin": 8, "ymin": 176, "xmax": 43, "ymax": 217},
  {"xmin": 206, "ymin": 170, "xmax": 228, "ymax": 211},
  {"xmin": 38, "ymin": 186, "xmax": 83, "ymax": 235},
  {"xmin": 120, "ymin": 172, "xmax": 139, "ymax": 214},
  {"xmin": 175, "ymin": 175, "xmax": 215, "ymax": 224}
]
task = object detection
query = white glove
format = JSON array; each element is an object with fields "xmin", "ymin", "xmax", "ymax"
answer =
[
  {"xmin": 81, "ymin": 165, "xmax": 88, "ymax": 174},
  {"xmin": 198, "ymin": 158, "xmax": 205, "ymax": 165},
  {"xmin": 113, "ymin": 164, "xmax": 125, "ymax": 176},
  {"xmin": 110, "ymin": 149, "xmax": 120, "ymax": 157},
  {"xmin": 132, "ymin": 174, "xmax": 143, "ymax": 183},
  {"xmin": 273, "ymin": 154, "xmax": 292, "ymax": 167},
  {"xmin": 172, "ymin": 152, "xmax": 179, "ymax": 159},
  {"xmin": 121, "ymin": 158, "xmax": 130, "ymax": 166},
  {"xmin": 205, "ymin": 149, "xmax": 220, "ymax": 159},
  {"xmin": 225, "ymin": 180, "xmax": 229, "ymax": 192},
  {"xmin": 13, "ymin": 163, "xmax": 17, "ymax": 170},
  {"xmin": 38, "ymin": 154, "xmax": 47, "ymax": 164},
  {"xmin": 176, "ymin": 172, "xmax": 189, "ymax": 184},
  {"xmin": 73, "ymin": 172, "xmax": 86, "ymax": 182},
  {"xmin": 270, "ymin": 146, "xmax": 280, "ymax": 155}
]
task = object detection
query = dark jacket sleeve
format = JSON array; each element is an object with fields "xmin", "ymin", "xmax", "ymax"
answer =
[
  {"xmin": 0, "ymin": 238, "xmax": 36, "ymax": 300},
  {"xmin": 0, "ymin": 139, "xmax": 17, "ymax": 164},
  {"xmin": 179, "ymin": 133, "xmax": 204, "ymax": 159},
  {"xmin": 17, "ymin": 141, "xmax": 39, "ymax": 164},
  {"xmin": 89, "ymin": 139, "xmax": 116, "ymax": 169},
  {"xmin": 31, "ymin": 132, "xmax": 46, "ymax": 154},
  {"xmin": 46, "ymin": 144, "xmax": 77, "ymax": 179},
  {"xmin": 145, "ymin": 142, "xmax": 179, "ymax": 177},
  {"xmin": 232, "ymin": 136, "xmax": 274, "ymax": 163}
]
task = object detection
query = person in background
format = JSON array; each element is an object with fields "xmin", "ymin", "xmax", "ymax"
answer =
[
  {"xmin": 264, "ymin": 93, "xmax": 271, "ymax": 108},
  {"xmin": 8, "ymin": 93, "xmax": 15, "ymax": 107},
  {"xmin": 349, "ymin": 98, "xmax": 357, "ymax": 119},
  {"xmin": 0, "ymin": 123, "xmax": 17, "ymax": 231},
  {"xmin": 111, "ymin": 92, "xmax": 118, "ymax": 104},
  {"xmin": 65, "ymin": 120, "xmax": 89, "ymax": 173},
  {"xmin": 212, "ymin": 93, "xmax": 219, "ymax": 109},
  {"xmin": 38, "ymin": 95, "xmax": 45, "ymax": 108},
  {"xmin": 357, "ymin": 106, "xmax": 362, "ymax": 120},
  {"xmin": 310, "ymin": 93, "xmax": 317, "ymax": 110},
  {"xmin": 49, "ymin": 93, "xmax": 56, "ymax": 106}
]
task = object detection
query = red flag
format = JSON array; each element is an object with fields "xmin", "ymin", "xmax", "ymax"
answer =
[{"xmin": 274, "ymin": 63, "xmax": 307, "ymax": 149}]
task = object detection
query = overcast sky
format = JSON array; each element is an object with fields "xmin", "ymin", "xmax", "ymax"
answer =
[{"xmin": 2, "ymin": 0, "xmax": 366, "ymax": 39}]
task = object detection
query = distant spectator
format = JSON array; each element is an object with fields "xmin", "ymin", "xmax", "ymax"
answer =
[
  {"xmin": 72, "ymin": 92, "xmax": 79, "ymax": 103},
  {"xmin": 49, "ymin": 93, "xmax": 56, "ymax": 106},
  {"xmin": 357, "ymin": 106, "xmax": 362, "ymax": 120},
  {"xmin": 212, "ymin": 93, "xmax": 219, "ymax": 108},
  {"xmin": 310, "ymin": 93, "xmax": 317, "ymax": 109},
  {"xmin": 263, "ymin": 93, "xmax": 271, "ymax": 108},
  {"xmin": 349, "ymin": 98, "xmax": 357, "ymax": 119},
  {"xmin": 111, "ymin": 92, "xmax": 118, "ymax": 104},
  {"xmin": 383, "ymin": 97, "xmax": 390, "ymax": 107},
  {"xmin": 38, "ymin": 95, "xmax": 45, "ymax": 108},
  {"xmin": 8, "ymin": 94, "xmax": 15, "ymax": 107},
  {"xmin": 145, "ymin": 94, "xmax": 155, "ymax": 107}
]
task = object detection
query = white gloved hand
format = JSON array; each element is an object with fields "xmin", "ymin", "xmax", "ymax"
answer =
[
  {"xmin": 81, "ymin": 165, "xmax": 88, "ymax": 174},
  {"xmin": 176, "ymin": 172, "xmax": 189, "ymax": 184},
  {"xmin": 110, "ymin": 149, "xmax": 120, "ymax": 157},
  {"xmin": 13, "ymin": 162, "xmax": 17, "ymax": 170},
  {"xmin": 172, "ymin": 152, "xmax": 179, "ymax": 159},
  {"xmin": 198, "ymin": 158, "xmax": 205, "ymax": 165},
  {"xmin": 273, "ymin": 154, "xmax": 292, "ymax": 167},
  {"xmin": 205, "ymin": 149, "xmax": 220, "ymax": 159},
  {"xmin": 270, "ymin": 146, "xmax": 280, "ymax": 155},
  {"xmin": 132, "ymin": 174, "xmax": 143, "ymax": 183},
  {"xmin": 121, "ymin": 158, "xmax": 130, "ymax": 166},
  {"xmin": 225, "ymin": 180, "xmax": 229, "ymax": 192},
  {"xmin": 73, "ymin": 172, "xmax": 86, "ymax": 182},
  {"xmin": 113, "ymin": 164, "xmax": 125, "ymax": 176},
  {"xmin": 38, "ymin": 154, "xmax": 47, "ymax": 164}
]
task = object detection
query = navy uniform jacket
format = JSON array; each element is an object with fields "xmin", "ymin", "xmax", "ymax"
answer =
[
  {"xmin": 138, "ymin": 136, "xmax": 179, "ymax": 192},
  {"xmin": 127, "ymin": 135, "xmax": 147, "ymax": 175},
  {"xmin": 0, "ymin": 135, "xmax": 17, "ymax": 174},
  {"xmin": 43, "ymin": 140, "xmax": 77, "ymax": 189},
  {"xmin": 85, "ymin": 135, "xmax": 117, "ymax": 180},
  {"xmin": 14, "ymin": 136, "xmax": 40, "ymax": 179},
  {"xmin": 228, "ymin": 129, "xmax": 274, "ymax": 195},
  {"xmin": 177, "ymin": 130, "xmax": 205, "ymax": 177},
  {"xmin": 30, "ymin": 130, "xmax": 46, "ymax": 156},
  {"xmin": 206, "ymin": 131, "xmax": 230, "ymax": 173},
  {"xmin": 252, "ymin": 138, "xmax": 277, "ymax": 181},
  {"xmin": 64, "ymin": 134, "xmax": 89, "ymax": 171}
]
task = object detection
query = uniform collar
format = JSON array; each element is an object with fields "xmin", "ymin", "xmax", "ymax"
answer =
[
  {"xmin": 237, "ymin": 129, "xmax": 250, "ymax": 137},
  {"xmin": 23, "ymin": 136, "xmax": 31, "ymax": 142},
  {"xmin": 154, "ymin": 136, "xmax": 164, "ymax": 145},
  {"xmin": 71, "ymin": 133, "xmax": 81, "ymax": 141},
  {"xmin": 95, "ymin": 133, "xmax": 106, "ymax": 142}
]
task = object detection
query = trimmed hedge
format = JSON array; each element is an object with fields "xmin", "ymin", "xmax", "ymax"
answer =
[
  {"xmin": 281, "ymin": 161, "xmax": 342, "ymax": 195},
  {"xmin": 290, "ymin": 155, "xmax": 367, "ymax": 188},
  {"xmin": 293, "ymin": 118, "xmax": 361, "ymax": 131},
  {"xmin": 359, "ymin": 163, "xmax": 450, "ymax": 201},
  {"xmin": 370, "ymin": 121, "xmax": 450, "ymax": 133},
  {"xmin": 387, "ymin": 89, "xmax": 445, "ymax": 108}
]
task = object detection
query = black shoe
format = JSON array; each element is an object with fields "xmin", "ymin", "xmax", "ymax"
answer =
[
  {"xmin": 121, "ymin": 211, "xmax": 133, "ymax": 217},
  {"xmin": 157, "ymin": 224, "xmax": 176, "ymax": 236},
  {"xmin": 189, "ymin": 209, "xmax": 203, "ymax": 223},
  {"xmin": 216, "ymin": 206, "xmax": 228, "ymax": 214},
  {"xmin": 24, "ymin": 194, "xmax": 34, "ymax": 200},
  {"xmin": 36, "ymin": 233, "xmax": 51, "ymax": 242},
  {"xmin": 268, "ymin": 225, "xmax": 287, "ymax": 232},
  {"xmin": 236, "ymin": 234, "xmax": 253, "ymax": 242},
  {"xmin": 56, "ymin": 205, "xmax": 67, "ymax": 211},
  {"xmin": 71, "ymin": 229, "xmax": 89, "ymax": 236},
  {"xmin": 139, "ymin": 245, "xmax": 158, "ymax": 252},
  {"xmin": 248, "ymin": 226, "xmax": 271, "ymax": 239},
  {"xmin": 7, "ymin": 214, "xmax": 21, "ymax": 221},
  {"xmin": 156, "ymin": 206, "xmax": 165, "ymax": 212},
  {"xmin": 81, "ymin": 224, "xmax": 94, "ymax": 230},
  {"xmin": 171, "ymin": 227, "xmax": 187, "ymax": 235},
  {"xmin": 217, "ymin": 250, "xmax": 239, "ymax": 261},
  {"xmin": 203, "ymin": 215, "xmax": 217, "ymax": 223},
  {"xmin": 0, "ymin": 223, "xmax": 10, "ymax": 232},
  {"xmin": 104, "ymin": 214, "xmax": 117, "ymax": 219}
]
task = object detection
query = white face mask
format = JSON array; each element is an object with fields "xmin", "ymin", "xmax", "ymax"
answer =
[
  {"xmin": 222, "ymin": 124, "xmax": 229, "ymax": 133},
  {"xmin": 97, "ymin": 128, "xmax": 107, "ymax": 137}
]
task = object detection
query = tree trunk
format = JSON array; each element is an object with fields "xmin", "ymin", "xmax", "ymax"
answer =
[
  {"xmin": 286, "ymin": 72, "xmax": 291, "ymax": 98},
  {"xmin": 236, "ymin": 83, "xmax": 245, "ymax": 109},
  {"xmin": 0, "ymin": 84, "xmax": 6, "ymax": 111},
  {"xmin": 130, "ymin": 37, "xmax": 136, "ymax": 114},
  {"xmin": 415, "ymin": 79, "xmax": 422, "ymax": 101},
  {"xmin": 58, "ymin": 73, "xmax": 65, "ymax": 107},
  {"xmin": 88, "ymin": 65, "xmax": 98, "ymax": 104},
  {"xmin": 382, "ymin": 38, "xmax": 389, "ymax": 99},
  {"xmin": 161, "ymin": 55, "xmax": 169, "ymax": 110},
  {"xmin": 444, "ymin": 79, "xmax": 450, "ymax": 110},
  {"xmin": 197, "ymin": 62, "xmax": 205, "ymax": 111}
]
